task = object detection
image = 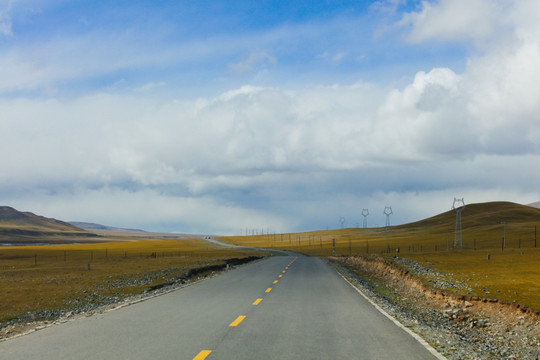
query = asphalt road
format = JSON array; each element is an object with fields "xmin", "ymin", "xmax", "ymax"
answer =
[{"xmin": 0, "ymin": 254, "xmax": 444, "ymax": 359}]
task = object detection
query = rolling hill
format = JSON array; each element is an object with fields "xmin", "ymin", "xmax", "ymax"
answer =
[
  {"xmin": 528, "ymin": 201, "xmax": 540, "ymax": 209},
  {"xmin": 373, "ymin": 201, "xmax": 540, "ymax": 251},
  {"xmin": 0, "ymin": 206, "xmax": 99, "ymax": 243},
  {"xmin": 225, "ymin": 201, "xmax": 540, "ymax": 254},
  {"xmin": 395, "ymin": 201, "xmax": 540, "ymax": 231}
]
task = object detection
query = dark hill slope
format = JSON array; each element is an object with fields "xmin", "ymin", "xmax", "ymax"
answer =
[
  {"xmin": 395, "ymin": 201, "xmax": 540, "ymax": 232},
  {"xmin": 0, "ymin": 206, "xmax": 99, "ymax": 242},
  {"xmin": 0, "ymin": 206, "xmax": 84, "ymax": 232},
  {"xmin": 387, "ymin": 201, "xmax": 540, "ymax": 250}
]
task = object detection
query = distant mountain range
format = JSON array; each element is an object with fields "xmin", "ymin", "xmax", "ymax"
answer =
[{"xmin": 70, "ymin": 221, "xmax": 147, "ymax": 233}]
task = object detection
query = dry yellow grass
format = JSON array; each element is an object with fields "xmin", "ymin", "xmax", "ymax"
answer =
[
  {"xmin": 220, "ymin": 202, "xmax": 540, "ymax": 311},
  {"xmin": 0, "ymin": 238, "xmax": 264, "ymax": 323},
  {"xmin": 402, "ymin": 249, "xmax": 540, "ymax": 311}
]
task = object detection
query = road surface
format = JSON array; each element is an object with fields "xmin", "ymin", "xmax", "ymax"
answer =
[{"xmin": 0, "ymin": 254, "xmax": 444, "ymax": 359}]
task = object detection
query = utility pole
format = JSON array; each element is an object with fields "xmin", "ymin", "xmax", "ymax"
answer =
[
  {"xmin": 384, "ymin": 206, "xmax": 392, "ymax": 231},
  {"xmin": 452, "ymin": 198, "xmax": 465, "ymax": 249},
  {"xmin": 362, "ymin": 209, "xmax": 369, "ymax": 228}
]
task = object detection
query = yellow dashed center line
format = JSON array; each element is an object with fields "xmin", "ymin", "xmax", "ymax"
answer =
[
  {"xmin": 252, "ymin": 298, "xmax": 263, "ymax": 305},
  {"xmin": 194, "ymin": 258, "xmax": 300, "ymax": 358},
  {"xmin": 193, "ymin": 350, "xmax": 212, "ymax": 360},
  {"xmin": 229, "ymin": 315, "xmax": 246, "ymax": 327}
]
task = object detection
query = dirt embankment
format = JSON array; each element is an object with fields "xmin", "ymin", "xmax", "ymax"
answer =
[{"xmin": 333, "ymin": 255, "xmax": 540, "ymax": 360}]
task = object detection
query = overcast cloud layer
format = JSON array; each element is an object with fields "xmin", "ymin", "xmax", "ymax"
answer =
[{"xmin": 1, "ymin": 0, "xmax": 539, "ymax": 234}]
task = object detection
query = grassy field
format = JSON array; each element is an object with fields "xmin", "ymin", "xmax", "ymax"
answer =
[
  {"xmin": 1, "ymin": 201, "xmax": 538, "ymax": 326},
  {"xmin": 0, "ymin": 237, "xmax": 265, "ymax": 324},
  {"xmin": 403, "ymin": 249, "xmax": 540, "ymax": 311},
  {"xmin": 221, "ymin": 201, "xmax": 540, "ymax": 311}
]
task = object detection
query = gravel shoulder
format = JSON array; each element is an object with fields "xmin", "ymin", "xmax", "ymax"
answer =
[
  {"xmin": 0, "ymin": 256, "xmax": 264, "ymax": 341},
  {"xmin": 329, "ymin": 255, "xmax": 540, "ymax": 360}
]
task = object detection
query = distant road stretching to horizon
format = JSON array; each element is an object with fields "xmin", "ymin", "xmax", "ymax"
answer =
[{"xmin": 0, "ymin": 254, "xmax": 444, "ymax": 359}]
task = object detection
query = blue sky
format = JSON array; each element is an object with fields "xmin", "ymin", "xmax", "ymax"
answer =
[
  {"xmin": 1, "ymin": 0, "xmax": 465, "ymax": 97},
  {"xmin": 1, "ymin": 0, "xmax": 540, "ymax": 234}
]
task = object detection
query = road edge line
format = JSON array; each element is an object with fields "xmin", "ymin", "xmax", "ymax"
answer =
[{"xmin": 337, "ymin": 272, "xmax": 448, "ymax": 360}]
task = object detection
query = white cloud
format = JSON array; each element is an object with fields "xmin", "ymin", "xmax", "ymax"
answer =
[
  {"xmin": 370, "ymin": 0, "xmax": 406, "ymax": 14},
  {"xmin": 2, "ymin": 66, "xmax": 539, "ymax": 233},
  {"xmin": 0, "ymin": 87, "xmax": 539, "ymax": 234},
  {"xmin": 228, "ymin": 50, "xmax": 277, "ymax": 75},
  {"xmin": 0, "ymin": 0, "xmax": 13, "ymax": 37},
  {"xmin": 381, "ymin": 0, "xmax": 540, "ymax": 158},
  {"xmin": 398, "ymin": 0, "xmax": 505, "ymax": 45},
  {"xmin": 316, "ymin": 51, "xmax": 348, "ymax": 65},
  {"xmin": 375, "ymin": 67, "xmax": 473, "ymax": 159},
  {"xmin": 133, "ymin": 81, "xmax": 167, "ymax": 92},
  {"xmin": 0, "ymin": 20, "xmax": 11, "ymax": 37}
]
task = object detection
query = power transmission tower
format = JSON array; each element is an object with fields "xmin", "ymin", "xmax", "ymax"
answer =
[
  {"xmin": 383, "ymin": 206, "xmax": 392, "ymax": 231},
  {"xmin": 452, "ymin": 198, "xmax": 466, "ymax": 248},
  {"xmin": 362, "ymin": 209, "xmax": 369, "ymax": 228},
  {"xmin": 339, "ymin": 217, "xmax": 346, "ymax": 229}
]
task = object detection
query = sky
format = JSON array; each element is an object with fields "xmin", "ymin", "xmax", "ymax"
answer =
[{"xmin": 1, "ymin": 0, "xmax": 539, "ymax": 235}]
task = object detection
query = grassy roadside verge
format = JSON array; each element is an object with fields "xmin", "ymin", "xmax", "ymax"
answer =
[
  {"xmin": 329, "ymin": 255, "xmax": 540, "ymax": 360},
  {"xmin": 396, "ymin": 249, "xmax": 540, "ymax": 313},
  {"xmin": 0, "ymin": 238, "xmax": 266, "ymax": 337}
]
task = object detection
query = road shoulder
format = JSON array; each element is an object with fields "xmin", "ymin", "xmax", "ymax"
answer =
[{"xmin": 328, "ymin": 256, "xmax": 540, "ymax": 360}]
